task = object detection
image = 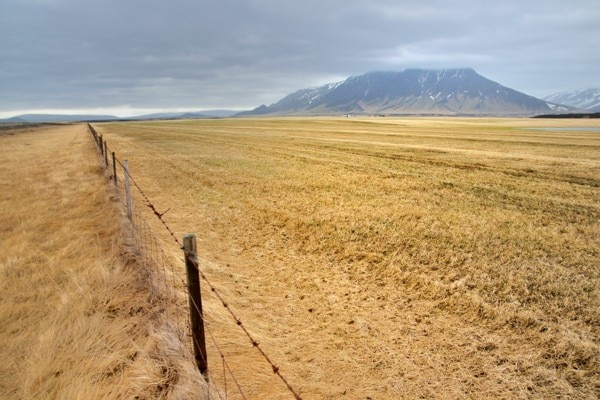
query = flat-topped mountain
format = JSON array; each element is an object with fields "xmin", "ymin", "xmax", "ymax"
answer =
[{"xmin": 239, "ymin": 68, "xmax": 574, "ymax": 116}]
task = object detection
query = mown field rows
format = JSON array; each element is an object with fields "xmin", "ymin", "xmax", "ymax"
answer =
[{"xmin": 97, "ymin": 117, "xmax": 600, "ymax": 399}]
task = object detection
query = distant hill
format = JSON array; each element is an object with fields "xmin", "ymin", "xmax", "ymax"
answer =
[
  {"xmin": 129, "ymin": 110, "xmax": 239, "ymax": 120},
  {"xmin": 0, "ymin": 114, "xmax": 118, "ymax": 123},
  {"xmin": 2, "ymin": 116, "xmax": 27, "ymax": 123},
  {"xmin": 0, "ymin": 110, "xmax": 240, "ymax": 123},
  {"xmin": 238, "ymin": 68, "xmax": 575, "ymax": 117},
  {"xmin": 125, "ymin": 112, "xmax": 187, "ymax": 120},
  {"xmin": 543, "ymin": 89, "xmax": 600, "ymax": 113},
  {"xmin": 174, "ymin": 112, "xmax": 214, "ymax": 119},
  {"xmin": 194, "ymin": 109, "xmax": 239, "ymax": 118}
]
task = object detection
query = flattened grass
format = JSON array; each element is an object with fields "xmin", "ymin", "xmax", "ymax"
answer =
[{"xmin": 98, "ymin": 117, "xmax": 599, "ymax": 399}]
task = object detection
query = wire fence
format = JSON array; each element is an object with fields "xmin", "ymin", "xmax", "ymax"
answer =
[{"xmin": 87, "ymin": 123, "xmax": 302, "ymax": 400}]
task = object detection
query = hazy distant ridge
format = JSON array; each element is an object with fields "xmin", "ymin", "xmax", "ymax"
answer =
[
  {"xmin": 2, "ymin": 114, "xmax": 118, "ymax": 123},
  {"xmin": 0, "ymin": 110, "xmax": 239, "ymax": 123}
]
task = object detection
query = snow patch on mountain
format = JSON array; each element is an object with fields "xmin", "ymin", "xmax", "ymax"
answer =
[{"xmin": 547, "ymin": 103, "xmax": 569, "ymax": 112}]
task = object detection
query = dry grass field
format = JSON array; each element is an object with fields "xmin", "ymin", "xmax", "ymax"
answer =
[
  {"xmin": 0, "ymin": 124, "xmax": 205, "ymax": 399},
  {"xmin": 96, "ymin": 117, "xmax": 600, "ymax": 399}
]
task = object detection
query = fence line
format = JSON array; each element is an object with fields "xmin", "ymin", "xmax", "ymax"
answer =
[
  {"xmin": 87, "ymin": 123, "xmax": 302, "ymax": 400},
  {"xmin": 88, "ymin": 123, "xmax": 214, "ymax": 398}
]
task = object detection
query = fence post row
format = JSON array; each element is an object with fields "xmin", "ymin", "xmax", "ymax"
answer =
[
  {"xmin": 123, "ymin": 160, "xmax": 133, "ymax": 220},
  {"xmin": 87, "ymin": 125, "xmax": 209, "ymax": 383},
  {"xmin": 183, "ymin": 234, "xmax": 208, "ymax": 376},
  {"xmin": 89, "ymin": 124, "xmax": 115, "ymax": 183},
  {"xmin": 85, "ymin": 124, "xmax": 301, "ymax": 398},
  {"xmin": 88, "ymin": 123, "xmax": 98, "ymax": 145}
]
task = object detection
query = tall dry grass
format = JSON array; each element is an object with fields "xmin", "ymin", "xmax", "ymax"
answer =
[
  {"xmin": 97, "ymin": 117, "xmax": 599, "ymax": 399},
  {"xmin": 0, "ymin": 124, "xmax": 205, "ymax": 399}
]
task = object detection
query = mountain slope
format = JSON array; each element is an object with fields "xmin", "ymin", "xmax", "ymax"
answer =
[
  {"xmin": 543, "ymin": 89, "xmax": 600, "ymax": 112},
  {"xmin": 239, "ymin": 68, "xmax": 573, "ymax": 116}
]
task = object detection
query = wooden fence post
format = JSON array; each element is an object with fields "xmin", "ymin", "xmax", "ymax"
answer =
[
  {"xmin": 123, "ymin": 160, "xmax": 132, "ymax": 220},
  {"xmin": 183, "ymin": 234, "xmax": 208, "ymax": 376},
  {"xmin": 112, "ymin": 152, "xmax": 117, "ymax": 185},
  {"xmin": 103, "ymin": 141, "xmax": 108, "ymax": 168},
  {"xmin": 99, "ymin": 134, "xmax": 103, "ymax": 156}
]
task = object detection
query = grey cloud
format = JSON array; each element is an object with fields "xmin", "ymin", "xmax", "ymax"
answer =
[{"xmin": 1, "ymin": 0, "xmax": 599, "ymax": 115}]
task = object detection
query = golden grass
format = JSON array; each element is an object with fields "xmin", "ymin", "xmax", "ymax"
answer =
[
  {"xmin": 0, "ymin": 124, "xmax": 205, "ymax": 399},
  {"xmin": 97, "ymin": 117, "xmax": 599, "ymax": 399}
]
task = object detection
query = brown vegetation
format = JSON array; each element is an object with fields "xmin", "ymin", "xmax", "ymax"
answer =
[
  {"xmin": 96, "ymin": 117, "xmax": 599, "ymax": 399},
  {"xmin": 0, "ymin": 124, "xmax": 205, "ymax": 399}
]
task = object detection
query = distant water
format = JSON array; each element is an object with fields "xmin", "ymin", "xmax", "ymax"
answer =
[{"xmin": 524, "ymin": 127, "xmax": 600, "ymax": 132}]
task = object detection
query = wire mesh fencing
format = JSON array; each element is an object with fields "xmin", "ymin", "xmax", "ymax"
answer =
[{"xmin": 87, "ymin": 123, "xmax": 302, "ymax": 400}]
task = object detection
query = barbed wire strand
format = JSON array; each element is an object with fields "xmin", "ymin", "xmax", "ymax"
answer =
[
  {"xmin": 188, "ymin": 292, "xmax": 247, "ymax": 400},
  {"xmin": 188, "ymin": 255, "xmax": 302, "ymax": 400}
]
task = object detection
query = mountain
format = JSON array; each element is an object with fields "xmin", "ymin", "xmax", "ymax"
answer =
[
  {"xmin": 238, "ymin": 68, "xmax": 574, "ymax": 117},
  {"xmin": 543, "ymin": 89, "xmax": 600, "ymax": 112}
]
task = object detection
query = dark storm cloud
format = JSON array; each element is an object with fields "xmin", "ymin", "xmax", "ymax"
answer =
[{"xmin": 1, "ymin": 0, "xmax": 599, "ymax": 116}]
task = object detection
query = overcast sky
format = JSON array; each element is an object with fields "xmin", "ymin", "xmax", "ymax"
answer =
[{"xmin": 1, "ymin": 0, "xmax": 599, "ymax": 117}]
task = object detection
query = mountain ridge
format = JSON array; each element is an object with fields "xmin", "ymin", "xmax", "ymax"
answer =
[{"xmin": 543, "ymin": 89, "xmax": 600, "ymax": 112}]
